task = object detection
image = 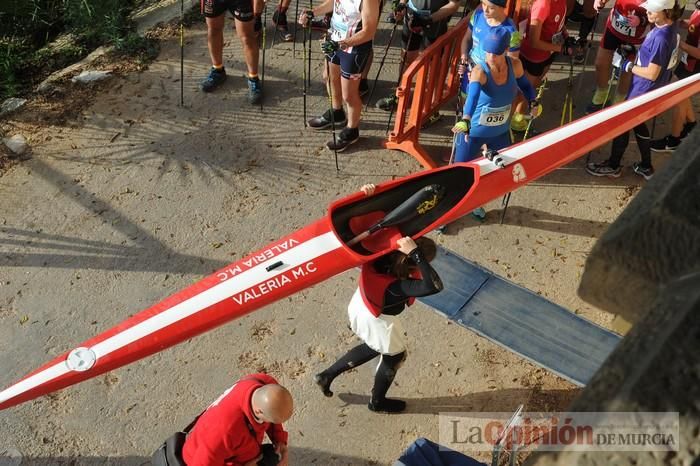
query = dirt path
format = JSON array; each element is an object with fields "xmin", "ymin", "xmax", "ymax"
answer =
[{"xmin": 0, "ymin": 14, "xmax": 691, "ymax": 466}]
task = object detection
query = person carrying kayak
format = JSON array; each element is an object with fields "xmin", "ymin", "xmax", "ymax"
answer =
[{"xmin": 314, "ymin": 184, "xmax": 443, "ymax": 413}]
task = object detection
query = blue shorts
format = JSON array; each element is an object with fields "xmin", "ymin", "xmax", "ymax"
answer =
[
  {"xmin": 326, "ymin": 42, "xmax": 372, "ymax": 80},
  {"xmin": 454, "ymin": 131, "xmax": 511, "ymax": 163}
]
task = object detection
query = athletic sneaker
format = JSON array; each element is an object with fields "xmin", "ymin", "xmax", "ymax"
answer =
[
  {"xmin": 273, "ymin": 9, "xmax": 294, "ymax": 41},
  {"xmin": 247, "ymin": 77, "xmax": 263, "ymax": 105},
  {"xmin": 200, "ymin": 67, "xmax": 227, "ymax": 92},
  {"xmin": 368, "ymin": 397, "xmax": 406, "ymax": 413},
  {"xmin": 376, "ymin": 94, "xmax": 398, "ymax": 111},
  {"xmin": 471, "ymin": 207, "xmax": 486, "ymax": 221},
  {"xmin": 650, "ymin": 135, "xmax": 680, "ymax": 153},
  {"xmin": 632, "ymin": 162, "xmax": 654, "ymax": 180},
  {"xmin": 585, "ymin": 101, "xmax": 607, "ymax": 114},
  {"xmin": 359, "ymin": 79, "xmax": 369, "ymax": 97},
  {"xmin": 386, "ymin": 12, "xmax": 396, "ymax": 23},
  {"xmin": 681, "ymin": 121, "xmax": 696, "ymax": 139},
  {"xmin": 313, "ymin": 372, "xmax": 334, "ymax": 397},
  {"xmin": 308, "ymin": 108, "xmax": 347, "ymax": 130},
  {"xmin": 586, "ymin": 160, "xmax": 622, "ymax": 178},
  {"xmin": 327, "ymin": 127, "xmax": 360, "ymax": 152}
]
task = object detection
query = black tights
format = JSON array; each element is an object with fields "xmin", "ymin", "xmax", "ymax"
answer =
[
  {"xmin": 321, "ymin": 343, "xmax": 406, "ymax": 401},
  {"xmin": 609, "ymin": 122, "xmax": 652, "ymax": 169}
]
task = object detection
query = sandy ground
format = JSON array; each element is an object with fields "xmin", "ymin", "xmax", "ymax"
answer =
[{"xmin": 1, "ymin": 10, "xmax": 696, "ymax": 466}]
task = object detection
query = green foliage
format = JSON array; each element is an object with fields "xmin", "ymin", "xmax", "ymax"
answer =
[{"xmin": 0, "ymin": 0, "xmax": 152, "ymax": 99}]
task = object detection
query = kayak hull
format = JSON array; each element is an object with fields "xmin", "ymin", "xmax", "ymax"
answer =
[{"xmin": 1, "ymin": 74, "xmax": 699, "ymax": 411}]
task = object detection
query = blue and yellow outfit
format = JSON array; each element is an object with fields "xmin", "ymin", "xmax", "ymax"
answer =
[{"xmin": 455, "ymin": 58, "xmax": 517, "ymax": 162}]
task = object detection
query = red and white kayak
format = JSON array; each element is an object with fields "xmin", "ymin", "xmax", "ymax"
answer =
[{"xmin": 1, "ymin": 74, "xmax": 698, "ymax": 411}]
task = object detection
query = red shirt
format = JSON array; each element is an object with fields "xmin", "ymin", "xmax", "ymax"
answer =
[
  {"xmin": 182, "ymin": 373, "xmax": 289, "ymax": 466},
  {"xmin": 520, "ymin": 0, "xmax": 568, "ymax": 63},
  {"xmin": 605, "ymin": 0, "xmax": 649, "ymax": 44},
  {"xmin": 684, "ymin": 10, "xmax": 700, "ymax": 72}
]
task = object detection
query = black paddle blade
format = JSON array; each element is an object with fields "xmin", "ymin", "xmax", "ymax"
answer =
[{"xmin": 378, "ymin": 184, "xmax": 445, "ymax": 229}]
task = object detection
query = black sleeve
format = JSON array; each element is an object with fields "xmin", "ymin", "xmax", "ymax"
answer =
[{"xmin": 385, "ymin": 249, "xmax": 444, "ymax": 299}]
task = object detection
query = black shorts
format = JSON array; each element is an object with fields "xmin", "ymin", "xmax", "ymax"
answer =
[
  {"xmin": 402, "ymin": 17, "xmax": 449, "ymax": 51},
  {"xmin": 674, "ymin": 62, "xmax": 698, "ymax": 80},
  {"xmin": 203, "ymin": 0, "xmax": 254, "ymax": 21},
  {"xmin": 601, "ymin": 27, "xmax": 635, "ymax": 51},
  {"xmin": 327, "ymin": 42, "xmax": 372, "ymax": 80},
  {"xmin": 520, "ymin": 53, "xmax": 555, "ymax": 77}
]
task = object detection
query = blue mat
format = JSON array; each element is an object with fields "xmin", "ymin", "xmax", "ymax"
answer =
[
  {"xmin": 394, "ymin": 437, "xmax": 485, "ymax": 466},
  {"xmin": 418, "ymin": 247, "xmax": 621, "ymax": 386}
]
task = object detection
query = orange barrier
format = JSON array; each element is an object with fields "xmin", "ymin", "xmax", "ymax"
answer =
[{"xmin": 383, "ymin": 17, "xmax": 468, "ymax": 169}]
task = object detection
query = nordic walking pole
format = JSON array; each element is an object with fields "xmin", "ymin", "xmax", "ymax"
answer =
[
  {"xmin": 386, "ymin": 28, "xmax": 414, "ymax": 134},
  {"xmin": 293, "ymin": 0, "xmax": 299, "ymax": 57},
  {"xmin": 560, "ymin": 55, "xmax": 575, "ymax": 126},
  {"xmin": 365, "ymin": 19, "xmax": 399, "ymax": 111},
  {"xmin": 307, "ymin": 0, "xmax": 313, "ymax": 89},
  {"xmin": 261, "ymin": 2, "xmax": 267, "ymax": 111},
  {"xmin": 180, "ymin": 0, "xmax": 185, "ymax": 106},
  {"xmin": 323, "ymin": 38, "xmax": 340, "ymax": 172},
  {"xmin": 365, "ymin": 3, "xmax": 403, "ymax": 111},
  {"xmin": 302, "ymin": 15, "xmax": 308, "ymax": 126}
]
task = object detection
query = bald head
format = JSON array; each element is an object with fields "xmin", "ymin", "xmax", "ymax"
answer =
[{"xmin": 251, "ymin": 384, "xmax": 294, "ymax": 424}]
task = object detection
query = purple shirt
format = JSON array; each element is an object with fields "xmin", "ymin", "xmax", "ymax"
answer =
[{"xmin": 628, "ymin": 23, "xmax": 679, "ymax": 99}]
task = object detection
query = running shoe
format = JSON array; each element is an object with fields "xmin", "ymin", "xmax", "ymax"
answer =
[
  {"xmin": 632, "ymin": 162, "xmax": 654, "ymax": 180},
  {"xmin": 308, "ymin": 108, "xmax": 348, "ymax": 130},
  {"xmin": 376, "ymin": 94, "xmax": 398, "ymax": 111},
  {"xmin": 586, "ymin": 160, "xmax": 622, "ymax": 178},
  {"xmin": 681, "ymin": 121, "xmax": 696, "ymax": 139},
  {"xmin": 650, "ymin": 135, "xmax": 680, "ymax": 153},
  {"xmin": 327, "ymin": 127, "xmax": 360, "ymax": 152},
  {"xmin": 247, "ymin": 77, "xmax": 263, "ymax": 105},
  {"xmin": 200, "ymin": 67, "xmax": 227, "ymax": 92}
]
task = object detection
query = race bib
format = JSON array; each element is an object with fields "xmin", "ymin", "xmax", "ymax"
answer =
[
  {"xmin": 479, "ymin": 104, "xmax": 511, "ymax": 126},
  {"xmin": 331, "ymin": 17, "xmax": 349, "ymax": 40},
  {"xmin": 611, "ymin": 10, "xmax": 636, "ymax": 37}
]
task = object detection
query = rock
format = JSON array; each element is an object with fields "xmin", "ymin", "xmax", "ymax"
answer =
[
  {"xmin": 3, "ymin": 135, "xmax": 29, "ymax": 157},
  {"xmin": 71, "ymin": 70, "xmax": 112, "ymax": 84},
  {"xmin": 0, "ymin": 98, "xmax": 27, "ymax": 116}
]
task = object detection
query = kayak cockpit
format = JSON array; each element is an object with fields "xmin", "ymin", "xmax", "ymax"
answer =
[{"xmin": 329, "ymin": 165, "xmax": 475, "ymax": 255}]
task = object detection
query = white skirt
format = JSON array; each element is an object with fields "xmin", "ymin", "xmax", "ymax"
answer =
[{"xmin": 347, "ymin": 288, "xmax": 407, "ymax": 355}]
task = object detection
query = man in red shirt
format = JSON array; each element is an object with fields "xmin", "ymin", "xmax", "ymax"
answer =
[{"xmin": 183, "ymin": 373, "xmax": 293, "ymax": 466}]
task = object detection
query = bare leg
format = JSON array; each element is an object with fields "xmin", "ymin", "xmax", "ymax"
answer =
[
  {"xmin": 328, "ymin": 62, "xmax": 344, "ymax": 110},
  {"xmin": 235, "ymin": 17, "xmax": 260, "ymax": 76},
  {"xmin": 207, "ymin": 15, "xmax": 226, "ymax": 67},
  {"xmin": 594, "ymin": 47, "xmax": 613, "ymax": 90},
  {"xmin": 671, "ymin": 99, "xmax": 691, "ymax": 137},
  {"xmin": 342, "ymin": 77, "xmax": 363, "ymax": 128}
]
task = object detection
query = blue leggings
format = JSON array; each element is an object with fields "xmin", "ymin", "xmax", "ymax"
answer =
[{"xmin": 454, "ymin": 131, "xmax": 512, "ymax": 163}]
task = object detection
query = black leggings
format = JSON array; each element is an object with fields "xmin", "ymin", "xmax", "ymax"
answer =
[
  {"xmin": 323, "ymin": 343, "xmax": 406, "ymax": 401},
  {"xmin": 609, "ymin": 122, "xmax": 652, "ymax": 169}
]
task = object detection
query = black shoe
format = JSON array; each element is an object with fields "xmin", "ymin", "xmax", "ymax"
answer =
[
  {"xmin": 681, "ymin": 121, "xmax": 696, "ymax": 139},
  {"xmin": 200, "ymin": 67, "xmax": 227, "ymax": 92},
  {"xmin": 308, "ymin": 108, "xmax": 347, "ymax": 130},
  {"xmin": 359, "ymin": 79, "xmax": 369, "ymax": 97},
  {"xmin": 376, "ymin": 94, "xmax": 398, "ymax": 112},
  {"xmin": 327, "ymin": 127, "xmax": 359, "ymax": 152},
  {"xmin": 368, "ymin": 397, "xmax": 406, "ymax": 413},
  {"xmin": 574, "ymin": 39, "xmax": 587, "ymax": 64},
  {"xmin": 632, "ymin": 161, "xmax": 654, "ymax": 180},
  {"xmin": 314, "ymin": 372, "xmax": 334, "ymax": 397},
  {"xmin": 650, "ymin": 135, "xmax": 680, "ymax": 153}
]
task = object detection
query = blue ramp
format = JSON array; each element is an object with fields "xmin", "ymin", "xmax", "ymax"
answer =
[{"xmin": 418, "ymin": 247, "xmax": 621, "ymax": 386}]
